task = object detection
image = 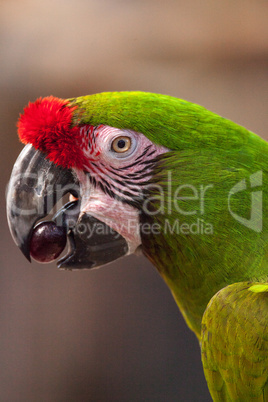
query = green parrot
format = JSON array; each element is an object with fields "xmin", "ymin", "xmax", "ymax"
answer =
[{"xmin": 6, "ymin": 92, "xmax": 268, "ymax": 401}]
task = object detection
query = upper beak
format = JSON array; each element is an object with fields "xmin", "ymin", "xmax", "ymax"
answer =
[{"xmin": 6, "ymin": 144, "xmax": 128, "ymax": 269}]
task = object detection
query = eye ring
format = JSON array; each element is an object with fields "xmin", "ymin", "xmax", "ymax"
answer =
[{"xmin": 111, "ymin": 136, "xmax": 132, "ymax": 153}]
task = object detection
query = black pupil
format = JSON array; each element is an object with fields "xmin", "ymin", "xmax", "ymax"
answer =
[{"xmin": 117, "ymin": 139, "xmax": 126, "ymax": 149}]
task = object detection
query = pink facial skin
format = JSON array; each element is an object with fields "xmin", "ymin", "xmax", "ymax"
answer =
[{"xmin": 74, "ymin": 125, "xmax": 169, "ymax": 254}]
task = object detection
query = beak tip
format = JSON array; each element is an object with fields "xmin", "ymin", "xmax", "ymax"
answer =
[
  {"xmin": 24, "ymin": 253, "xmax": 32, "ymax": 263},
  {"xmin": 18, "ymin": 242, "xmax": 32, "ymax": 262}
]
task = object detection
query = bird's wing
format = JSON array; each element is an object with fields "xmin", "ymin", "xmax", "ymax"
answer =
[{"xmin": 201, "ymin": 282, "xmax": 268, "ymax": 401}]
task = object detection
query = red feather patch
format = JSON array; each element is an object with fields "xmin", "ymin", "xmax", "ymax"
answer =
[{"xmin": 17, "ymin": 96, "xmax": 87, "ymax": 169}]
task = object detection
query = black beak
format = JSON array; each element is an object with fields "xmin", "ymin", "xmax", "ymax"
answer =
[{"xmin": 6, "ymin": 144, "xmax": 128, "ymax": 269}]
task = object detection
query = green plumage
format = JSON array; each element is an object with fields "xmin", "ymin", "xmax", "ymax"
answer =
[
  {"xmin": 69, "ymin": 92, "xmax": 259, "ymax": 153},
  {"xmin": 201, "ymin": 282, "xmax": 268, "ymax": 401},
  {"xmin": 69, "ymin": 91, "xmax": 268, "ymax": 400}
]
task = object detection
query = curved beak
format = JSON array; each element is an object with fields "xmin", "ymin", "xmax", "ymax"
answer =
[{"xmin": 6, "ymin": 144, "xmax": 128, "ymax": 269}]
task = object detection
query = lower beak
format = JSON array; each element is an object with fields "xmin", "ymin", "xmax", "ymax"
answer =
[{"xmin": 6, "ymin": 144, "xmax": 128, "ymax": 269}]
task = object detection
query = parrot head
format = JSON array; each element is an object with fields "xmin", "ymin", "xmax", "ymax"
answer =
[
  {"xmin": 6, "ymin": 90, "xmax": 267, "ymax": 336},
  {"xmin": 7, "ymin": 94, "xmax": 168, "ymax": 269}
]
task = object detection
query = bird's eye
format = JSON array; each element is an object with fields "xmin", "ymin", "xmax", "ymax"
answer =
[{"xmin": 111, "ymin": 136, "xmax": 132, "ymax": 153}]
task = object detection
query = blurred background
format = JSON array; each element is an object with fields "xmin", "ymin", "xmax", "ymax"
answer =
[{"xmin": 1, "ymin": 1, "xmax": 267, "ymax": 401}]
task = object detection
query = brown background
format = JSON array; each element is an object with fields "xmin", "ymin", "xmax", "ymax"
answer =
[{"xmin": 1, "ymin": 1, "xmax": 267, "ymax": 401}]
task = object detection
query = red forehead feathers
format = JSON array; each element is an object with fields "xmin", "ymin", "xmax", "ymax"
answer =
[{"xmin": 17, "ymin": 96, "xmax": 87, "ymax": 169}]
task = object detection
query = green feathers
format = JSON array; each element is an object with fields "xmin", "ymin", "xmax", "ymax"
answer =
[
  {"xmin": 69, "ymin": 91, "xmax": 267, "ymax": 400},
  {"xmin": 201, "ymin": 282, "xmax": 268, "ymax": 401},
  {"xmin": 249, "ymin": 283, "xmax": 268, "ymax": 293},
  {"xmin": 69, "ymin": 91, "xmax": 265, "ymax": 153},
  {"xmin": 141, "ymin": 148, "xmax": 267, "ymax": 336}
]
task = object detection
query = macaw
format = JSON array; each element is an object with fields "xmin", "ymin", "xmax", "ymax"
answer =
[{"xmin": 6, "ymin": 92, "xmax": 268, "ymax": 401}]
